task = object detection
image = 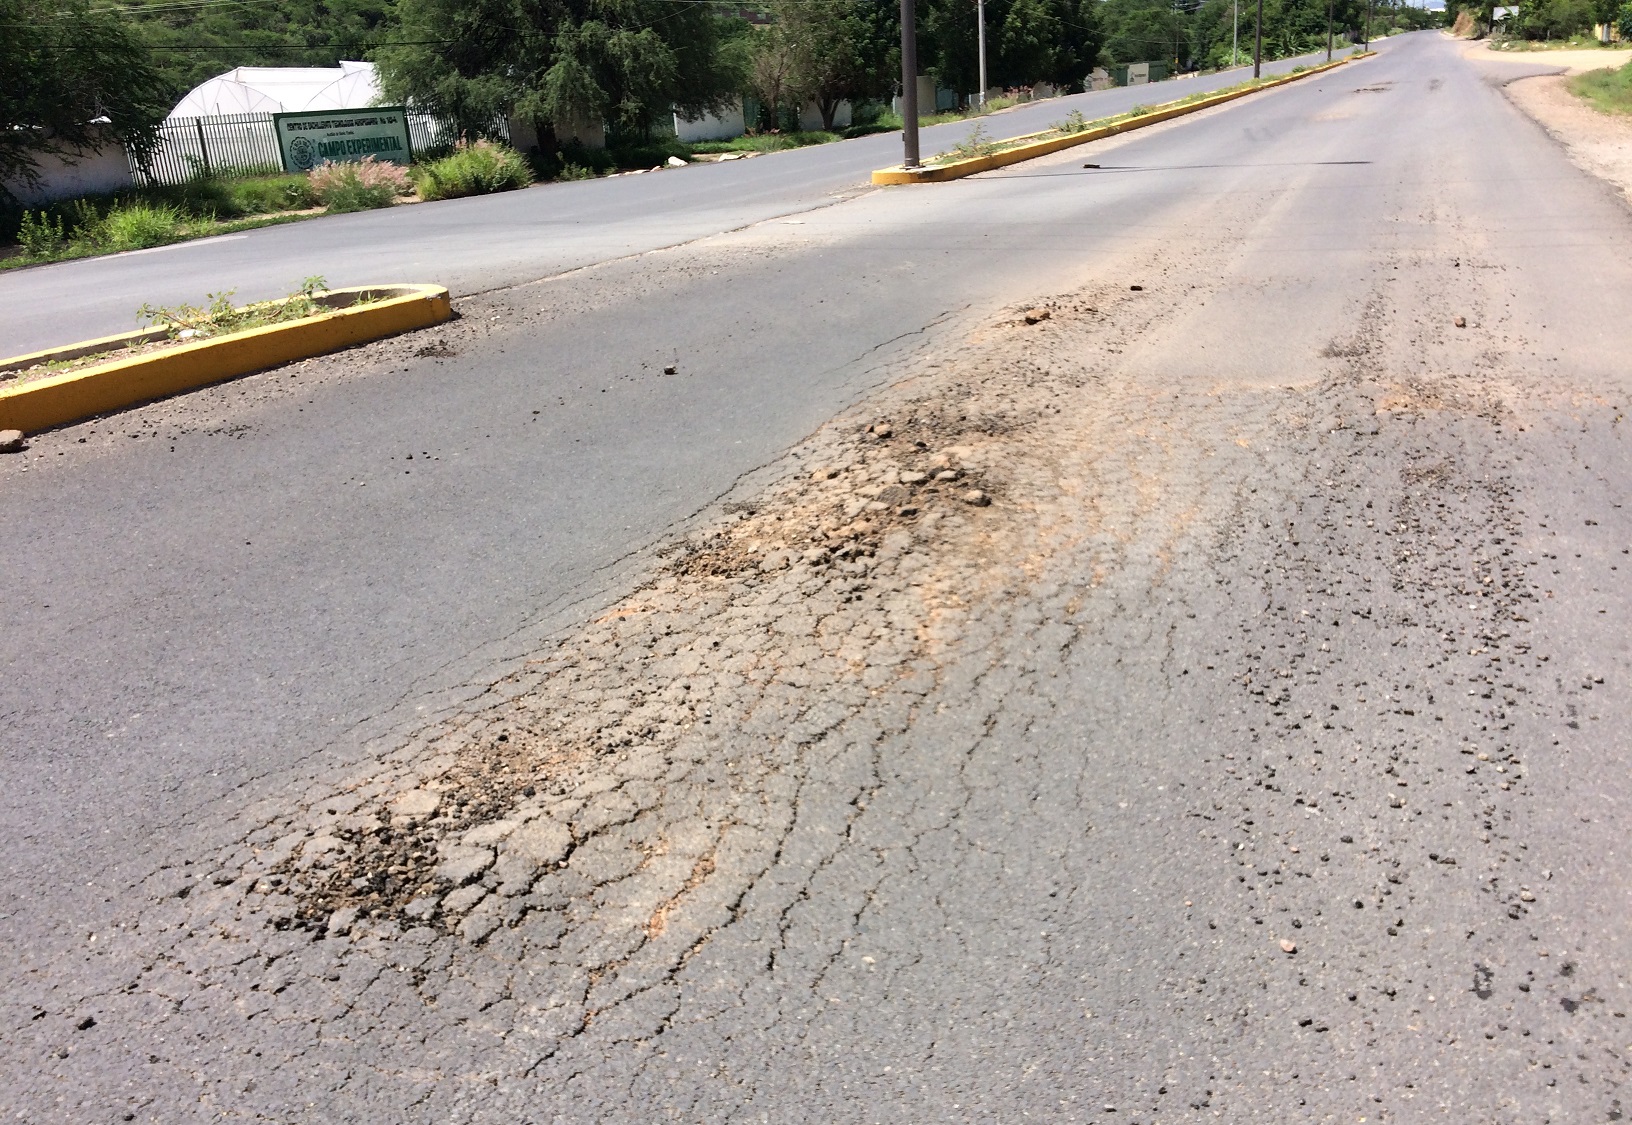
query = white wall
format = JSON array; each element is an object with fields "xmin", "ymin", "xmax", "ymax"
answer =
[
  {"xmin": 4, "ymin": 134, "xmax": 132, "ymax": 205},
  {"xmin": 676, "ymin": 102, "xmax": 746, "ymax": 142},
  {"xmin": 798, "ymin": 100, "xmax": 852, "ymax": 132}
]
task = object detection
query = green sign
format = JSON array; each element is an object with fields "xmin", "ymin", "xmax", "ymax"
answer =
[{"xmin": 273, "ymin": 107, "xmax": 413, "ymax": 172}]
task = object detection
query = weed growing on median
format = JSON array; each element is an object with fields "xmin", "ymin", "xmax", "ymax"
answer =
[
  {"xmin": 1054, "ymin": 109, "xmax": 1090, "ymax": 134},
  {"xmin": 137, "ymin": 276, "xmax": 329, "ymax": 340},
  {"xmin": 951, "ymin": 122, "xmax": 999, "ymax": 159}
]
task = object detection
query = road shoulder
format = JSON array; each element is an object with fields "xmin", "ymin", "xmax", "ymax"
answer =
[{"xmin": 1505, "ymin": 71, "xmax": 1632, "ymax": 207}]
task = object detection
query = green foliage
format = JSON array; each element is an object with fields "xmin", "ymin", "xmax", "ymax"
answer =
[
  {"xmin": 17, "ymin": 211, "xmax": 66, "ymax": 257},
  {"xmin": 138, "ymin": 277, "xmax": 329, "ymax": 340},
  {"xmin": 1620, "ymin": 1, "xmax": 1632, "ymax": 37},
  {"xmin": 1054, "ymin": 108, "xmax": 1090, "ymax": 133},
  {"xmin": 950, "ymin": 122, "xmax": 999, "ymax": 158},
  {"xmin": 919, "ymin": 0, "xmax": 1099, "ymax": 93},
  {"xmin": 1569, "ymin": 57, "xmax": 1632, "ymax": 113},
  {"xmin": 0, "ymin": 0, "xmax": 170, "ymax": 200},
  {"xmin": 309, "ymin": 157, "xmax": 412, "ymax": 212},
  {"xmin": 746, "ymin": 0, "xmax": 898, "ymax": 131},
  {"xmin": 377, "ymin": 0, "xmax": 743, "ymax": 145},
  {"xmin": 1184, "ymin": 0, "xmax": 1368, "ymax": 73},
  {"xmin": 121, "ymin": 0, "xmax": 396, "ymax": 103},
  {"xmin": 688, "ymin": 131, "xmax": 838, "ymax": 154},
  {"xmin": 413, "ymin": 141, "xmax": 534, "ymax": 201},
  {"xmin": 97, "ymin": 203, "xmax": 186, "ymax": 250},
  {"xmin": 1508, "ymin": 0, "xmax": 1597, "ymax": 38}
]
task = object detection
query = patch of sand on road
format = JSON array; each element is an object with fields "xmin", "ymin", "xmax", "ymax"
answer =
[{"xmin": 1506, "ymin": 71, "xmax": 1632, "ymax": 206}]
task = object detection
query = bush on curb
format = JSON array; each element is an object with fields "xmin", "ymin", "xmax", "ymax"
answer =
[
  {"xmin": 413, "ymin": 140, "xmax": 533, "ymax": 201},
  {"xmin": 309, "ymin": 157, "xmax": 414, "ymax": 213}
]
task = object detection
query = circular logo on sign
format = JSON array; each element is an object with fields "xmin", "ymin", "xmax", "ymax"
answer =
[{"xmin": 289, "ymin": 136, "xmax": 316, "ymax": 170}]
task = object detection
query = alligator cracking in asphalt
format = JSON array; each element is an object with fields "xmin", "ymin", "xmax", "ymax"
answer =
[{"xmin": 11, "ymin": 244, "xmax": 1631, "ymax": 1119}]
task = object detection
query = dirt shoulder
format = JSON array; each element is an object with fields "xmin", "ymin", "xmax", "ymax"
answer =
[
  {"xmin": 1462, "ymin": 40, "xmax": 1632, "ymax": 74},
  {"xmin": 1505, "ymin": 71, "xmax": 1632, "ymax": 206}
]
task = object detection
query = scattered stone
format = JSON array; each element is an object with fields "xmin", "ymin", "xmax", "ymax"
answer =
[
  {"xmin": 663, "ymin": 364, "xmax": 677, "ymax": 375},
  {"xmin": 899, "ymin": 470, "xmax": 929, "ymax": 485},
  {"xmin": 961, "ymin": 489, "xmax": 991, "ymax": 506},
  {"xmin": 441, "ymin": 884, "xmax": 487, "ymax": 916},
  {"xmin": 1024, "ymin": 308, "xmax": 1051, "ymax": 324},
  {"xmin": 0, "ymin": 430, "xmax": 24, "ymax": 453},
  {"xmin": 403, "ymin": 895, "xmax": 439, "ymax": 921},
  {"xmin": 1280, "ymin": 939, "xmax": 1297, "ymax": 954},
  {"xmin": 935, "ymin": 469, "xmax": 961, "ymax": 481},
  {"xmin": 1454, "ymin": 316, "xmax": 1466, "ymax": 328},
  {"xmin": 1130, "ymin": 284, "xmax": 1144, "ymax": 291},
  {"xmin": 667, "ymin": 156, "xmax": 687, "ymax": 167},
  {"xmin": 504, "ymin": 818, "xmax": 572, "ymax": 867},
  {"xmin": 326, "ymin": 905, "xmax": 361, "ymax": 936},
  {"xmin": 870, "ymin": 423, "xmax": 893, "ymax": 439},
  {"xmin": 433, "ymin": 846, "xmax": 494, "ymax": 887},
  {"xmin": 390, "ymin": 790, "xmax": 440, "ymax": 820},
  {"xmin": 812, "ymin": 466, "xmax": 841, "ymax": 481},
  {"xmin": 1519, "ymin": 890, "xmax": 1536, "ymax": 902}
]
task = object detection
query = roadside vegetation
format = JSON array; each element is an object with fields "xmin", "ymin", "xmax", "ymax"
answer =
[
  {"xmin": 2, "ymin": 141, "xmax": 535, "ymax": 270},
  {"xmin": 4, "ymin": 277, "xmax": 339, "ymax": 384},
  {"xmin": 1569, "ymin": 56, "xmax": 1632, "ymax": 112},
  {"xmin": 412, "ymin": 141, "xmax": 533, "ymax": 201}
]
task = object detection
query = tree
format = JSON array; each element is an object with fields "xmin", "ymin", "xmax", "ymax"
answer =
[
  {"xmin": 122, "ymin": 0, "xmax": 397, "ymax": 103},
  {"xmin": 0, "ymin": 0, "xmax": 170, "ymax": 200},
  {"xmin": 376, "ymin": 0, "xmax": 744, "ymax": 145},
  {"xmin": 918, "ymin": 0, "xmax": 1098, "ymax": 97},
  {"xmin": 755, "ymin": 0, "xmax": 897, "ymax": 131}
]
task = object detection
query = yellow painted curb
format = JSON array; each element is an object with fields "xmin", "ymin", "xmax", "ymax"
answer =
[
  {"xmin": 0, "ymin": 284, "xmax": 452, "ymax": 433},
  {"xmin": 873, "ymin": 53, "xmax": 1371, "ymax": 185}
]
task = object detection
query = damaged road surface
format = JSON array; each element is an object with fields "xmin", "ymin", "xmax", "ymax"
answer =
[{"xmin": 5, "ymin": 33, "xmax": 1632, "ymax": 1123}]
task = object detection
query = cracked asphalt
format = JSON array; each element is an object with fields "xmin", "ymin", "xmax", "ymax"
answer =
[{"xmin": 5, "ymin": 31, "xmax": 1632, "ymax": 1123}]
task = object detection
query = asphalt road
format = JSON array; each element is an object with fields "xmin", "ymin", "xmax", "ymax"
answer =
[
  {"xmin": 4, "ymin": 49, "xmax": 1342, "ymax": 357},
  {"xmin": 6, "ymin": 31, "xmax": 1632, "ymax": 1122}
]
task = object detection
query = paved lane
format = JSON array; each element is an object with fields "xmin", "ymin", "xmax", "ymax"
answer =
[
  {"xmin": 6, "ymin": 32, "xmax": 1631, "ymax": 1121},
  {"xmin": 2, "ymin": 49, "xmax": 1352, "ymax": 356}
]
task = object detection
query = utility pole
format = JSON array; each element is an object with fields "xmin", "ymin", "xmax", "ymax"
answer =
[
  {"xmin": 1253, "ymin": 0, "xmax": 1264, "ymax": 77},
  {"xmin": 1364, "ymin": 0, "xmax": 1372, "ymax": 48},
  {"xmin": 977, "ymin": 0, "xmax": 988, "ymax": 107},
  {"xmin": 1327, "ymin": 0, "xmax": 1334, "ymax": 59},
  {"xmin": 1233, "ymin": 0, "xmax": 1239, "ymax": 67},
  {"xmin": 900, "ymin": 0, "xmax": 920, "ymax": 169}
]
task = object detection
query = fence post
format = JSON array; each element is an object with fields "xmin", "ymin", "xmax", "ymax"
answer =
[{"xmin": 195, "ymin": 119, "xmax": 211, "ymax": 177}]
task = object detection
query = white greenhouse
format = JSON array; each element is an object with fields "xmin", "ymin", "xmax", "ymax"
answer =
[{"xmin": 167, "ymin": 61, "xmax": 383, "ymax": 119}]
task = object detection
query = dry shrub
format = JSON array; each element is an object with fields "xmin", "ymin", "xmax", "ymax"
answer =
[{"xmin": 308, "ymin": 157, "xmax": 413, "ymax": 213}]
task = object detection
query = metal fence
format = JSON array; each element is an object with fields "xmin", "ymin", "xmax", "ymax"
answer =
[{"xmin": 130, "ymin": 111, "xmax": 508, "ymax": 185}]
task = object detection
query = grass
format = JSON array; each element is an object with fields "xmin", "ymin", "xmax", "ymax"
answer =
[
  {"xmin": 1490, "ymin": 34, "xmax": 1632, "ymax": 51},
  {"xmin": 413, "ymin": 141, "xmax": 533, "ymax": 201},
  {"xmin": 688, "ymin": 130, "xmax": 840, "ymax": 155},
  {"xmin": 1569, "ymin": 57, "xmax": 1632, "ymax": 113},
  {"xmin": 1, "ymin": 170, "xmax": 326, "ymax": 269}
]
